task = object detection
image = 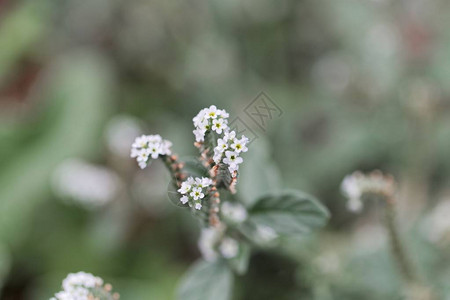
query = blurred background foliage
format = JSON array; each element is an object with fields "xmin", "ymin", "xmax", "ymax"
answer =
[{"xmin": 0, "ymin": 0, "xmax": 449, "ymax": 299}]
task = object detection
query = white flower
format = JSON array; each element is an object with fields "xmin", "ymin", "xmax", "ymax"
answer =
[
  {"xmin": 130, "ymin": 134, "xmax": 172, "ymax": 168},
  {"xmin": 219, "ymin": 238, "xmax": 239, "ymax": 258},
  {"xmin": 224, "ymin": 131, "xmax": 236, "ymax": 143},
  {"xmin": 132, "ymin": 135, "xmax": 149, "ymax": 149},
  {"xmin": 193, "ymin": 128, "xmax": 206, "ymax": 142},
  {"xmin": 218, "ymin": 109, "xmax": 229, "ymax": 118},
  {"xmin": 193, "ymin": 109, "xmax": 207, "ymax": 127},
  {"xmin": 230, "ymin": 136, "xmax": 248, "ymax": 153},
  {"xmin": 223, "ymin": 151, "xmax": 243, "ymax": 166},
  {"xmin": 195, "ymin": 203, "xmax": 202, "ymax": 210},
  {"xmin": 160, "ymin": 140, "xmax": 173, "ymax": 155},
  {"xmin": 198, "ymin": 225, "xmax": 240, "ymax": 261},
  {"xmin": 212, "ymin": 118, "xmax": 227, "ymax": 134},
  {"xmin": 255, "ymin": 225, "xmax": 278, "ymax": 244},
  {"xmin": 180, "ymin": 195, "xmax": 189, "ymax": 204},
  {"xmin": 178, "ymin": 182, "xmax": 192, "ymax": 194},
  {"xmin": 221, "ymin": 202, "xmax": 248, "ymax": 223},
  {"xmin": 201, "ymin": 177, "xmax": 213, "ymax": 186},
  {"xmin": 217, "ymin": 138, "xmax": 228, "ymax": 151},
  {"xmin": 206, "ymin": 105, "xmax": 219, "ymax": 119},
  {"xmin": 198, "ymin": 227, "xmax": 221, "ymax": 261},
  {"xmin": 190, "ymin": 187, "xmax": 205, "ymax": 200}
]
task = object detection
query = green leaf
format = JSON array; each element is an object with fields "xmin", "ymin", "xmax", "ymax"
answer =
[
  {"xmin": 177, "ymin": 259, "xmax": 233, "ymax": 300},
  {"xmin": 247, "ymin": 190, "xmax": 330, "ymax": 236},
  {"xmin": 0, "ymin": 51, "xmax": 115, "ymax": 245},
  {"xmin": 167, "ymin": 180, "xmax": 189, "ymax": 208},
  {"xmin": 236, "ymin": 138, "xmax": 282, "ymax": 206},
  {"xmin": 227, "ymin": 243, "xmax": 251, "ymax": 275},
  {"xmin": 181, "ymin": 157, "xmax": 209, "ymax": 178}
]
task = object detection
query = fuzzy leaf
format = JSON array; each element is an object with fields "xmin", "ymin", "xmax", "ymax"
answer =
[
  {"xmin": 181, "ymin": 157, "xmax": 209, "ymax": 178},
  {"xmin": 248, "ymin": 190, "xmax": 329, "ymax": 236},
  {"xmin": 227, "ymin": 243, "xmax": 251, "ymax": 275},
  {"xmin": 167, "ymin": 180, "xmax": 189, "ymax": 207},
  {"xmin": 177, "ymin": 259, "xmax": 233, "ymax": 300}
]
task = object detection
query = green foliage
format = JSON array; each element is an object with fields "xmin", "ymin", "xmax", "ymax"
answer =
[
  {"xmin": 247, "ymin": 191, "xmax": 330, "ymax": 236},
  {"xmin": 0, "ymin": 52, "xmax": 114, "ymax": 245},
  {"xmin": 177, "ymin": 260, "xmax": 233, "ymax": 300}
]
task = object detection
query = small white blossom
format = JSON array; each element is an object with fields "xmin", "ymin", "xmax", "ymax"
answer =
[
  {"xmin": 198, "ymin": 227, "xmax": 221, "ymax": 261},
  {"xmin": 219, "ymin": 238, "xmax": 239, "ymax": 259},
  {"xmin": 178, "ymin": 176, "xmax": 213, "ymax": 209},
  {"xmin": 212, "ymin": 118, "xmax": 226, "ymax": 134},
  {"xmin": 341, "ymin": 171, "xmax": 395, "ymax": 213},
  {"xmin": 221, "ymin": 202, "xmax": 248, "ymax": 223},
  {"xmin": 223, "ymin": 151, "xmax": 243, "ymax": 166},
  {"xmin": 178, "ymin": 181, "xmax": 192, "ymax": 194},
  {"xmin": 255, "ymin": 225, "xmax": 278, "ymax": 244},
  {"xmin": 230, "ymin": 137, "xmax": 249, "ymax": 153},
  {"xmin": 198, "ymin": 225, "xmax": 239, "ymax": 261},
  {"xmin": 224, "ymin": 131, "xmax": 236, "ymax": 143},
  {"xmin": 130, "ymin": 134, "xmax": 173, "ymax": 169},
  {"xmin": 192, "ymin": 106, "xmax": 230, "ymax": 142},
  {"xmin": 190, "ymin": 187, "xmax": 205, "ymax": 200},
  {"xmin": 193, "ymin": 128, "xmax": 206, "ymax": 142},
  {"xmin": 180, "ymin": 195, "xmax": 189, "ymax": 204}
]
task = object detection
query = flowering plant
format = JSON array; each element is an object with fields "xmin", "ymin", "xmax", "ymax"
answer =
[
  {"xmin": 129, "ymin": 105, "xmax": 330, "ymax": 299},
  {"xmin": 51, "ymin": 272, "xmax": 119, "ymax": 300}
]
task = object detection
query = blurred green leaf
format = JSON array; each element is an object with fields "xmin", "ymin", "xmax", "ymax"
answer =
[
  {"xmin": 0, "ymin": 51, "xmax": 115, "ymax": 245},
  {"xmin": 0, "ymin": 1, "xmax": 50, "ymax": 83},
  {"xmin": 236, "ymin": 138, "xmax": 282, "ymax": 207},
  {"xmin": 0, "ymin": 244, "xmax": 11, "ymax": 290},
  {"xmin": 167, "ymin": 180, "xmax": 189, "ymax": 208},
  {"xmin": 227, "ymin": 243, "xmax": 250, "ymax": 275},
  {"xmin": 177, "ymin": 259, "xmax": 233, "ymax": 300},
  {"xmin": 247, "ymin": 190, "xmax": 330, "ymax": 236}
]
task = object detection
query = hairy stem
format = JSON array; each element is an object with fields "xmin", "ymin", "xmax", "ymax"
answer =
[{"xmin": 384, "ymin": 199, "xmax": 418, "ymax": 283}]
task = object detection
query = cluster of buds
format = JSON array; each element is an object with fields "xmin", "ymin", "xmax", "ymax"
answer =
[
  {"xmin": 341, "ymin": 170, "xmax": 396, "ymax": 212},
  {"xmin": 198, "ymin": 225, "xmax": 240, "ymax": 262},
  {"xmin": 130, "ymin": 134, "xmax": 172, "ymax": 169},
  {"xmin": 193, "ymin": 105, "xmax": 230, "ymax": 142},
  {"xmin": 51, "ymin": 272, "xmax": 119, "ymax": 300},
  {"xmin": 178, "ymin": 176, "xmax": 213, "ymax": 210}
]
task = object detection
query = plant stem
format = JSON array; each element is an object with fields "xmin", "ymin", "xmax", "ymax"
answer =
[{"xmin": 384, "ymin": 199, "xmax": 418, "ymax": 284}]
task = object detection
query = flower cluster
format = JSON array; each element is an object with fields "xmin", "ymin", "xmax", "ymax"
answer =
[
  {"xmin": 221, "ymin": 202, "xmax": 248, "ymax": 224},
  {"xmin": 192, "ymin": 105, "xmax": 229, "ymax": 142},
  {"xmin": 51, "ymin": 272, "xmax": 119, "ymax": 300},
  {"xmin": 198, "ymin": 225, "xmax": 239, "ymax": 261},
  {"xmin": 178, "ymin": 176, "xmax": 213, "ymax": 210},
  {"xmin": 341, "ymin": 170, "xmax": 396, "ymax": 212},
  {"xmin": 52, "ymin": 159, "xmax": 121, "ymax": 209},
  {"xmin": 213, "ymin": 131, "xmax": 249, "ymax": 175},
  {"xmin": 130, "ymin": 134, "xmax": 172, "ymax": 169}
]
